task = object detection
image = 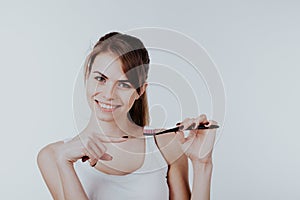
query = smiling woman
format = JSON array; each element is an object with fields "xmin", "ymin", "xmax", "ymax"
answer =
[
  {"xmin": 84, "ymin": 32, "xmax": 150, "ymax": 128},
  {"xmin": 85, "ymin": 52, "xmax": 146, "ymax": 128},
  {"xmin": 37, "ymin": 31, "xmax": 218, "ymax": 200}
]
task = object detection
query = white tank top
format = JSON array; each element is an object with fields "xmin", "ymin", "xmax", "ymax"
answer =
[{"xmin": 63, "ymin": 132, "xmax": 169, "ymax": 200}]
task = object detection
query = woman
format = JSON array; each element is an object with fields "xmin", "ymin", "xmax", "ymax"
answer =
[{"xmin": 37, "ymin": 32, "xmax": 218, "ymax": 200}]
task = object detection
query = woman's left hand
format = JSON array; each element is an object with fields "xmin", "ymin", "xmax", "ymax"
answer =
[{"xmin": 175, "ymin": 114, "xmax": 218, "ymax": 164}]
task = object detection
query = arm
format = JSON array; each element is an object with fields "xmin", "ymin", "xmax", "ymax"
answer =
[
  {"xmin": 168, "ymin": 155, "xmax": 213, "ymax": 200},
  {"xmin": 154, "ymin": 133, "xmax": 191, "ymax": 200},
  {"xmin": 167, "ymin": 154, "xmax": 191, "ymax": 200},
  {"xmin": 37, "ymin": 142, "xmax": 65, "ymax": 200},
  {"xmin": 154, "ymin": 116, "xmax": 216, "ymax": 200},
  {"xmin": 190, "ymin": 160, "xmax": 213, "ymax": 200},
  {"xmin": 55, "ymin": 158, "xmax": 89, "ymax": 200},
  {"xmin": 37, "ymin": 133, "xmax": 127, "ymax": 200},
  {"xmin": 37, "ymin": 141, "xmax": 89, "ymax": 200},
  {"xmin": 174, "ymin": 115, "xmax": 218, "ymax": 200}
]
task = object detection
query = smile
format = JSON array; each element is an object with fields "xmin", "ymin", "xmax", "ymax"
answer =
[
  {"xmin": 94, "ymin": 99, "xmax": 120, "ymax": 111},
  {"xmin": 99, "ymin": 103, "xmax": 117, "ymax": 109}
]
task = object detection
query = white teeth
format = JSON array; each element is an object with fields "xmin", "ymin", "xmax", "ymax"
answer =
[
  {"xmin": 99, "ymin": 103, "xmax": 116, "ymax": 109},
  {"xmin": 94, "ymin": 99, "xmax": 118, "ymax": 110}
]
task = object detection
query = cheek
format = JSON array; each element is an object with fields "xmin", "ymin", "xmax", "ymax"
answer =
[
  {"xmin": 123, "ymin": 92, "xmax": 138, "ymax": 107},
  {"xmin": 86, "ymin": 80, "xmax": 99, "ymax": 95}
]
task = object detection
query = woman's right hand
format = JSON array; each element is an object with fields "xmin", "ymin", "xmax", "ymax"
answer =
[{"xmin": 54, "ymin": 132, "xmax": 128, "ymax": 167}]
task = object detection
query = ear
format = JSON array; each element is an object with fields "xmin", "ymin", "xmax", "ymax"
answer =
[{"xmin": 136, "ymin": 83, "xmax": 148, "ymax": 100}]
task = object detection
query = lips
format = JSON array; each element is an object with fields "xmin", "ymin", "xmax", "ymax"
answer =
[{"xmin": 94, "ymin": 99, "xmax": 120, "ymax": 111}]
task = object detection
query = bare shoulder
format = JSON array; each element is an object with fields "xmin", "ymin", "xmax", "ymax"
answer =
[
  {"xmin": 154, "ymin": 131, "xmax": 186, "ymax": 166},
  {"xmin": 37, "ymin": 141, "xmax": 64, "ymax": 161},
  {"xmin": 37, "ymin": 140, "xmax": 65, "ymax": 175},
  {"xmin": 37, "ymin": 136, "xmax": 77, "ymax": 161},
  {"xmin": 37, "ymin": 141, "xmax": 65, "ymax": 199}
]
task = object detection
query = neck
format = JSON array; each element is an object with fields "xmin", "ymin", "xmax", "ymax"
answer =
[{"xmin": 83, "ymin": 112, "xmax": 143, "ymax": 138}]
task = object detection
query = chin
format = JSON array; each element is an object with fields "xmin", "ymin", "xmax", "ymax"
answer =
[{"xmin": 95, "ymin": 110, "xmax": 125, "ymax": 122}]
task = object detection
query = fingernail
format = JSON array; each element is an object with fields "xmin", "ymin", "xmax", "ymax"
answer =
[
  {"xmin": 176, "ymin": 122, "xmax": 182, "ymax": 126},
  {"xmin": 122, "ymin": 135, "xmax": 129, "ymax": 138},
  {"xmin": 179, "ymin": 125, "xmax": 184, "ymax": 130},
  {"xmin": 104, "ymin": 155, "xmax": 113, "ymax": 161},
  {"xmin": 91, "ymin": 163, "xmax": 97, "ymax": 167},
  {"xmin": 82, "ymin": 156, "xmax": 89, "ymax": 162}
]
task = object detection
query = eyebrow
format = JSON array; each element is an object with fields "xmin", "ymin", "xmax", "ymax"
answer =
[
  {"xmin": 92, "ymin": 71, "xmax": 131, "ymax": 83},
  {"xmin": 93, "ymin": 71, "xmax": 108, "ymax": 79}
]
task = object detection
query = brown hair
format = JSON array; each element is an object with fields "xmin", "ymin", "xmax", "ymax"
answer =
[{"xmin": 84, "ymin": 32, "xmax": 150, "ymax": 126}]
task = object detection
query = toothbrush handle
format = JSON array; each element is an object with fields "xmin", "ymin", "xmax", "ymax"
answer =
[
  {"xmin": 154, "ymin": 124, "xmax": 219, "ymax": 135},
  {"xmin": 193, "ymin": 124, "xmax": 219, "ymax": 130}
]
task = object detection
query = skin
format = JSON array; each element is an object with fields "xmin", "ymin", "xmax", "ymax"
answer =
[{"xmin": 37, "ymin": 52, "xmax": 218, "ymax": 200}]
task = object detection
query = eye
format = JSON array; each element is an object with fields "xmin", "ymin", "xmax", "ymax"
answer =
[
  {"xmin": 118, "ymin": 82, "xmax": 132, "ymax": 89},
  {"xmin": 94, "ymin": 76, "xmax": 106, "ymax": 83}
]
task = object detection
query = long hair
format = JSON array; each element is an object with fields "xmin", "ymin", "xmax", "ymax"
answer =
[{"xmin": 83, "ymin": 32, "xmax": 150, "ymax": 126}]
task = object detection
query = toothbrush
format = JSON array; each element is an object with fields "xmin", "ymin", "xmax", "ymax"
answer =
[
  {"xmin": 81, "ymin": 123, "xmax": 219, "ymax": 163},
  {"xmin": 143, "ymin": 123, "xmax": 219, "ymax": 136}
]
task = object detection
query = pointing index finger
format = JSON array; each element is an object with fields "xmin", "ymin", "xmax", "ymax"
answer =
[{"xmin": 97, "ymin": 135, "xmax": 128, "ymax": 143}]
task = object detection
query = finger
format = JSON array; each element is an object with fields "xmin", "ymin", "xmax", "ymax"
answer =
[
  {"xmin": 209, "ymin": 120, "xmax": 218, "ymax": 126},
  {"xmin": 203, "ymin": 120, "xmax": 219, "ymax": 130},
  {"xmin": 87, "ymin": 141, "xmax": 106, "ymax": 159},
  {"xmin": 177, "ymin": 118, "xmax": 194, "ymax": 131},
  {"xmin": 88, "ymin": 138, "xmax": 113, "ymax": 161},
  {"xmin": 82, "ymin": 148, "xmax": 97, "ymax": 166},
  {"xmin": 89, "ymin": 158, "xmax": 98, "ymax": 167},
  {"xmin": 97, "ymin": 135, "xmax": 128, "ymax": 143},
  {"xmin": 196, "ymin": 114, "xmax": 209, "ymax": 126},
  {"xmin": 189, "ymin": 118, "xmax": 200, "ymax": 130},
  {"xmin": 84, "ymin": 142, "xmax": 100, "ymax": 161},
  {"xmin": 175, "ymin": 122, "xmax": 184, "ymax": 132},
  {"xmin": 99, "ymin": 153, "xmax": 113, "ymax": 161},
  {"xmin": 82, "ymin": 155, "xmax": 89, "ymax": 162},
  {"xmin": 186, "ymin": 122, "xmax": 196, "ymax": 130}
]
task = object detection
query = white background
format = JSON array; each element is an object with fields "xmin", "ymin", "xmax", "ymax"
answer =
[{"xmin": 1, "ymin": 0, "xmax": 299, "ymax": 199}]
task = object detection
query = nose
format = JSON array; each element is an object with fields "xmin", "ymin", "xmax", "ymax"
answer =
[{"xmin": 100, "ymin": 82, "xmax": 115, "ymax": 100}]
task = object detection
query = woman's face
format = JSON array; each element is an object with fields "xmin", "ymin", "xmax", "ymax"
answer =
[{"xmin": 85, "ymin": 52, "xmax": 146, "ymax": 122}]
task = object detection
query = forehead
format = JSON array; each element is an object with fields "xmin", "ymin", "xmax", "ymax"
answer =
[{"xmin": 91, "ymin": 53, "xmax": 127, "ymax": 80}]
